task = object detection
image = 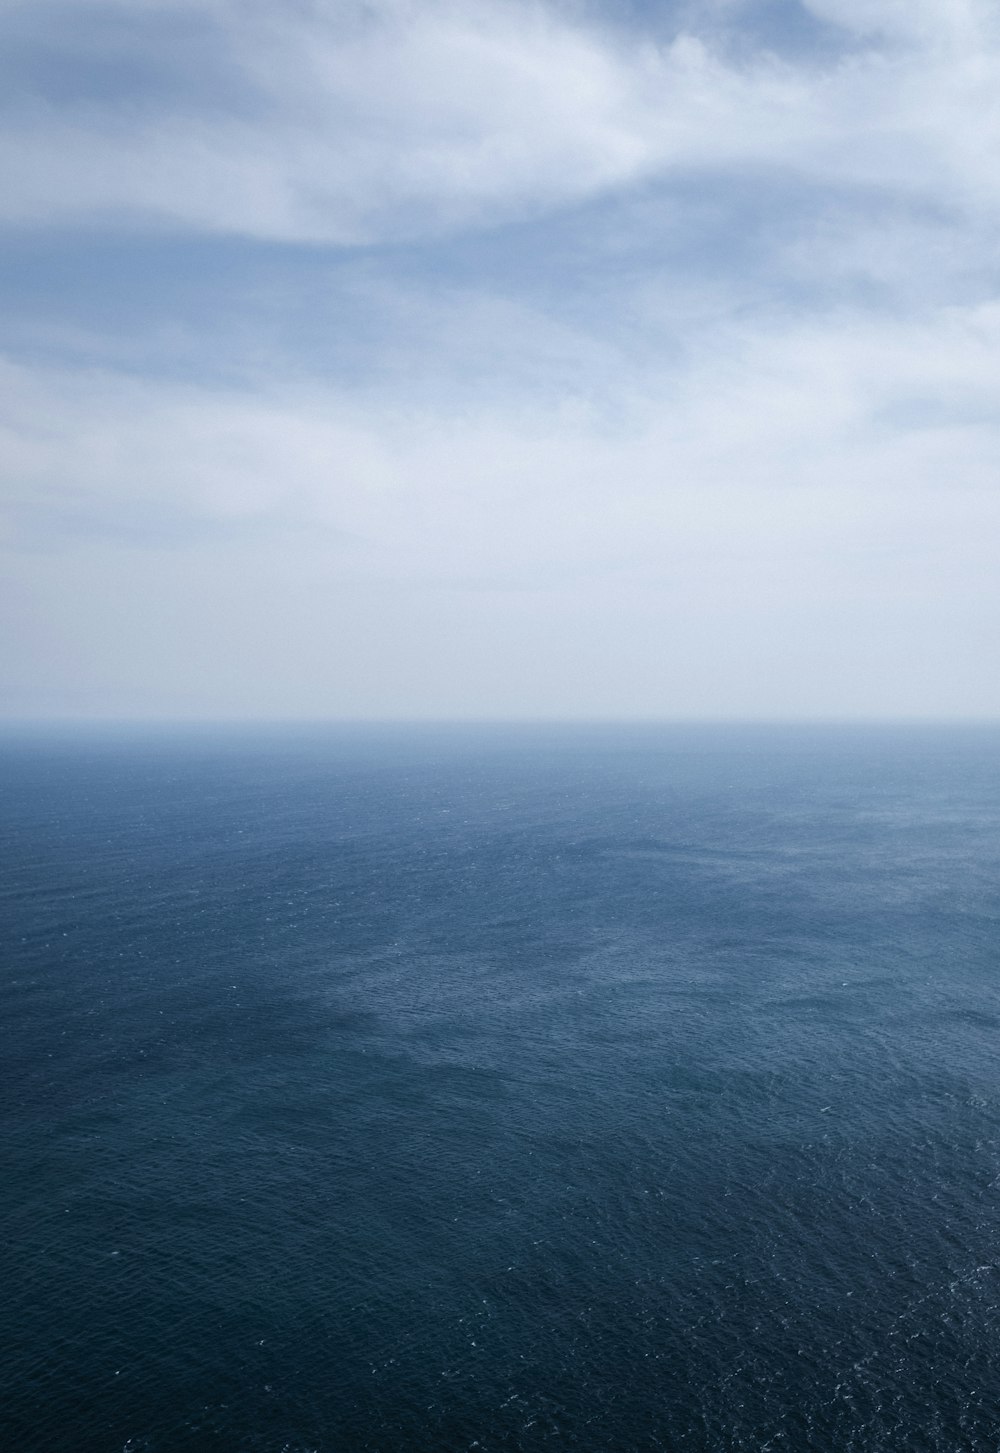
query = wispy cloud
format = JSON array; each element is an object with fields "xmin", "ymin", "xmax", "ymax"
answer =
[
  {"xmin": 1, "ymin": 0, "xmax": 999, "ymax": 243},
  {"xmin": 4, "ymin": 291, "xmax": 999, "ymax": 573}
]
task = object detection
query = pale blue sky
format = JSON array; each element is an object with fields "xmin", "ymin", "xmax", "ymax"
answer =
[{"xmin": 2, "ymin": 0, "xmax": 998, "ymax": 719}]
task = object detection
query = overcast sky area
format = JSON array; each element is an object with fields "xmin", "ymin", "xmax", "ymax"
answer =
[{"xmin": 2, "ymin": 0, "xmax": 999, "ymax": 721}]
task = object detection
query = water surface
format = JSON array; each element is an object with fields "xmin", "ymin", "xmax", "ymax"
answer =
[{"xmin": 3, "ymin": 724, "xmax": 1000, "ymax": 1451}]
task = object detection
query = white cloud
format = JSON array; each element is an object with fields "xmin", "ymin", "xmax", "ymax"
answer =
[
  {"xmin": 799, "ymin": 0, "xmax": 980, "ymax": 42},
  {"xmin": 4, "ymin": 288, "xmax": 999, "ymax": 574},
  {"xmin": 1, "ymin": 0, "xmax": 998, "ymax": 243},
  {"xmin": 4, "ymin": 278, "xmax": 1000, "ymax": 718},
  {"xmin": 0, "ymin": 0, "xmax": 679, "ymax": 241}
]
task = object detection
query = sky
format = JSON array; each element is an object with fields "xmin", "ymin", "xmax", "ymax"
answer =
[{"xmin": 2, "ymin": 0, "xmax": 999, "ymax": 721}]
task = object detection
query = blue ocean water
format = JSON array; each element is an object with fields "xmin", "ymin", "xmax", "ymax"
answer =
[{"xmin": 3, "ymin": 724, "xmax": 1000, "ymax": 1452}]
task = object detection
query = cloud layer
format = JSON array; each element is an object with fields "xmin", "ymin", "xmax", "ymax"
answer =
[
  {"xmin": 3, "ymin": 0, "xmax": 1000, "ymax": 241},
  {"xmin": 2, "ymin": 0, "xmax": 999, "ymax": 717}
]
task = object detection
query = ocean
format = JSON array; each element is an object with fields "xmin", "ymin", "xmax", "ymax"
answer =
[{"xmin": 3, "ymin": 723, "xmax": 1000, "ymax": 1451}]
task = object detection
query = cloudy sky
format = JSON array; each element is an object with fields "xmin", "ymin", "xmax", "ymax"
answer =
[{"xmin": 2, "ymin": 0, "xmax": 998, "ymax": 720}]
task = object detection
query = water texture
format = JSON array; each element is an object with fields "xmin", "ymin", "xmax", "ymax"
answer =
[{"xmin": 3, "ymin": 724, "xmax": 1000, "ymax": 1452}]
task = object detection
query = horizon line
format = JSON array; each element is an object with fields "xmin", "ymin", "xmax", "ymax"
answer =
[{"xmin": 2, "ymin": 716, "xmax": 1000, "ymax": 731}]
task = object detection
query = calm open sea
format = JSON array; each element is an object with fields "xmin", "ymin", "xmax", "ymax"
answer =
[{"xmin": 3, "ymin": 724, "xmax": 1000, "ymax": 1452}]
